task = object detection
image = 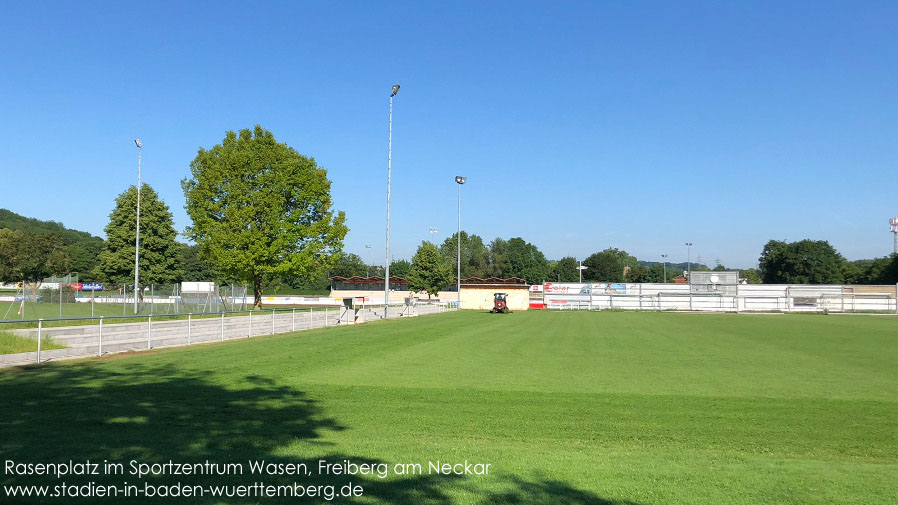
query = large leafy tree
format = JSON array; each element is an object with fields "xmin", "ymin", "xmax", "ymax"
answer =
[
  {"xmin": 0, "ymin": 230, "xmax": 71, "ymax": 283},
  {"xmin": 758, "ymin": 239, "xmax": 846, "ymax": 284},
  {"xmin": 179, "ymin": 243, "xmax": 218, "ymax": 282},
  {"xmin": 67, "ymin": 240, "xmax": 104, "ymax": 282},
  {"xmin": 583, "ymin": 248, "xmax": 638, "ymax": 282},
  {"xmin": 846, "ymin": 255, "xmax": 898, "ymax": 284},
  {"xmin": 183, "ymin": 126, "xmax": 348, "ymax": 308},
  {"xmin": 874, "ymin": 255, "xmax": 898, "ymax": 284},
  {"xmin": 551, "ymin": 256, "xmax": 580, "ymax": 282},
  {"xmin": 440, "ymin": 231, "xmax": 488, "ymax": 278},
  {"xmin": 389, "ymin": 259, "xmax": 412, "ymax": 278},
  {"xmin": 485, "ymin": 238, "xmax": 508, "ymax": 277},
  {"xmin": 624, "ymin": 264, "xmax": 651, "ymax": 283},
  {"xmin": 739, "ymin": 268, "xmax": 762, "ymax": 284},
  {"xmin": 625, "ymin": 264, "xmax": 668, "ymax": 283},
  {"xmin": 330, "ymin": 253, "xmax": 368, "ymax": 278},
  {"xmin": 409, "ymin": 242, "xmax": 452, "ymax": 298},
  {"xmin": 504, "ymin": 237, "xmax": 550, "ymax": 284},
  {"xmin": 96, "ymin": 184, "xmax": 182, "ymax": 288}
]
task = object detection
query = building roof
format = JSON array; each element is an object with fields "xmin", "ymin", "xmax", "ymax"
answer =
[
  {"xmin": 459, "ymin": 277, "xmax": 528, "ymax": 286},
  {"xmin": 329, "ymin": 276, "xmax": 529, "ymax": 288},
  {"xmin": 329, "ymin": 275, "xmax": 408, "ymax": 284}
]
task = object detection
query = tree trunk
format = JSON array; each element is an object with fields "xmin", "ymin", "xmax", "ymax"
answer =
[
  {"xmin": 26, "ymin": 281, "xmax": 40, "ymax": 303},
  {"xmin": 253, "ymin": 275, "xmax": 263, "ymax": 310}
]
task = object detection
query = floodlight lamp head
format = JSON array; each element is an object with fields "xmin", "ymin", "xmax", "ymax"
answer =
[
  {"xmin": 134, "ymin": 139, "xmax": 141, "ymax": 148},
  {"xmin": 391, "ymin": 84, "xmax": 400, "ymax": 97},
  {"xmin": 455, "ymin": 176, "xmax": 466, "ymax": 184}
]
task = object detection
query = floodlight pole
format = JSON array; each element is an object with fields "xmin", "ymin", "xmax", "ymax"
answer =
[
  {"xmin": 365, "ymin": 244, "xmax": 372, "ymax": 278},
  {"xmin": 890, "ymin": 218, "xmax": 898, "ymax": 255},
  {"xmin": 385, "ymin": 85, "xmax": 399, "ymax": 318},
  {"xmin": 134, "ymin": 139, "xmax": 142, "ymax": 314},
  {"xmin": 455, "ymin": 176, "xmax": 466, "ymax": 309},
  {"xmin": 661, "ymin": 254, "xmax": 668, "ymax": 283},
  {"xmin": 685, "ymin": 243, "xmax": 693, "ymax": 281}
]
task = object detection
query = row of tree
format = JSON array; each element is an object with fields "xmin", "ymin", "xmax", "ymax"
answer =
[
  {"xmin": 321, "ymin": 236, "xmax": 898, "ymax": 290},
  {"xmin": 327, "ymin": 237, "xmax": 747, "ymax": 287},
  {"xmin": 759, "ymin": 239, "xmax": 898, "ymax": 285},
  {"xmin": 0, "ymin": 193, "xmax": 215, "ymax": 288},
  {"xmin": 4, "ymin": 126, "xmax": 897, "ymax": 309},
  {"xmin": 0, "ymin": 127, "xmax": 346, "ymax": 310},
  {"xmin": 4, "ymin": 206, "xmax": 896, "ymax": 303},
  {"xmin": 0, "ymin": 209, "xmax": 104, "ymax": 282}
]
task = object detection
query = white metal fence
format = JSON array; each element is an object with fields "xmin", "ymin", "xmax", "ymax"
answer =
[
  {"xmin": 542, "ymin": 283, "xmax": 898, "ymax": 314},
  {"xmin": 0, "ymin": 302, "xmax": 454, "ymax": 367}
]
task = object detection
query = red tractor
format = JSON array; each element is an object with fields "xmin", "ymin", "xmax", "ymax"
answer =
[{"xmin": 490, "ymin": 293, "xmax": 510, "ymax": 313}]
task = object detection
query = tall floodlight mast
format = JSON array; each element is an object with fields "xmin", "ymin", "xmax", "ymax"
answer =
[
  {"xmin": 455, "ymin": 176, "xmax": 466, "ymax": 309},
  {"xmin": 384, "ymin": 84, "xmax": 399, "ymax": 318},
  {"xmin": 133, "ymin": 139, "xmax": 142, "ymax": 314}
]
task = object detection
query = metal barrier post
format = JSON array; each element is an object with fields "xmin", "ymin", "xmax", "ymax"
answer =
[
  {"xmin": 309, "ymin": 308, "xmax": 313, "ymax": 329},
  {"xmin": 271, "ymin": 309, "xmax": 275, "ymax": 334},
  {"xmin": 37, "ymin": 319, "xmax": 42, "ymax": 364},
  {"xmin": 325, "ymin": 308, "xmax": 329, "ymax": 327},
  {"xmin": 147, "ymin": 315, "xmax": 152, "ymax": 350},
  {"xmin": 98, "ymin": 317, "xmax": 103, "ymax": 356},
  {"xmin": 249, "ymin": 311, "xmax": 252, "ymax": 337},
  {"xmin": 292, "ymin": 308, "xmax": 296, "ymax": 331},
  {"xmin": 188, "ymin": 313, "xmax": 192, "ymax": 345},
  {"xmin": 220, "ymin": 313, "xmax": 224, "ymax": 341}
]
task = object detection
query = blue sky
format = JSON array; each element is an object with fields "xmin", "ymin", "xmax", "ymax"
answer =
[{"xmin": 1, "ymin": 1, "xmax": 896, "ymax": 268}]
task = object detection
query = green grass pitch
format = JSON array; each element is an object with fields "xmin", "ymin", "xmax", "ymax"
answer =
[{"xmin": 1, "ymin": 311, "xmax": 896, "ymax": 504}]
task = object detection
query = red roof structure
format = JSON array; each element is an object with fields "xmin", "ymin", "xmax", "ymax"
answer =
[
  {"xmin": 329, "ymin": 275, "xmax": 408, "ymax": 284},
  {"xmin": 458, "ymin": 277, "xmax": 528, "ymax": 285}
]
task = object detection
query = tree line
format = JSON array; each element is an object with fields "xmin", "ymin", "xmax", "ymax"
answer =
[
  {"xmin": 759, "ymin": 239, "xmax": 898, "ymax": 285},
  {"xmin": 326, "ymin": 236, "xmax": 759, "ymax": 289},
  {"xmin": 3, "ymin": 126, "xmax": 897, "ymax": 308}
]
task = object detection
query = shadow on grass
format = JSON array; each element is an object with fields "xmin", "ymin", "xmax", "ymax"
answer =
[{"xmin": 0, "ymin": 363, "xmax": 645, "ymax": 504}]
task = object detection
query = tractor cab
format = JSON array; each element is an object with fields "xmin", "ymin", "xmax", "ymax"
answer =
[{"xmin": 490, "ymin": 292, "xmax": 509, "ymax": 313}]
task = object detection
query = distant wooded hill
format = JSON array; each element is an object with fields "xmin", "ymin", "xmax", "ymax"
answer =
[
  {"xmin": 0, "ymin": 209, "xmax": 101, "ymax": 244},
  {"xmin": 0, "ymin": 208, "xmax": 104, "ymax": 281},
  {"xmin": 639, "ymin": 261, "xmax": 709, "ymax": 272}
]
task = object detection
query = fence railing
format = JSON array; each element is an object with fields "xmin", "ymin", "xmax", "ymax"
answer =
[
  {"xmin": 0, "ymin": 302, "xmax": 454, "ymax": 367},
  {"xmin": 545, "ymin": 292, "xmax": 898, "ymax": 314},
  {"xmin": 0, "ymin": 283, "xmax": 253, "ymax": 321}
]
